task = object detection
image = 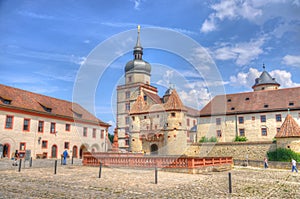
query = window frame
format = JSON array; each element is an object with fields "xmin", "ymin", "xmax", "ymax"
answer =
[
  {"xmin": 83, "ymin": 127, "xmax": 87, "ymax": 137},
  {"xmin": 38, "ymin": 121, "xmax": 44, "ymax": 133},
  {"xmin": 275, "ymin": 114, "xmax": 282, "ymax": 122},
  {"xmin": 65, "ymin": 123, "xmax": 71, "ymax": 132},
  {"xmin": 23, "ymin": 118, "xmax": 31, "ymax": 131},
  {"xmin": 261, "ymin": 128, "xmax": 267, "ymax": 136},
  {"xmin": 216, "ymin": 130, "xmax": 222, "ymax": 137},
  {"xmin": 5, "ymin": 115, "xmax": 14, "ymax": 129},
  {"xmin": 238, "ymin": 116, "xmax": 244, "ymax": 124},
  {"xmin": 19, "ymin": 142, "xmax": 26, "ymax": 151},
  {"xmin": 41, "ymin": 140, "xmax": 48, "ymax": 149},
  {"xmin": 125, "ymin": 91, "xmax": 130, "ymax": 99},
  {"xmin": 64, "ymin": 142, "xmax": 70, "ymax": 149},
  {"xmin": 93, "ymin": 128, "xmax": 96, "ymax": 139},
  {"xmin": 239, "ymin": 128, "xmax": 245, "ymax": 137},
  {"xmin": 260, "ymin": 115, "xmax": 266, "ymax": 123},
  {"xmin": 50, "ymin": 122, "xmax": 56, "ymax": 134}
]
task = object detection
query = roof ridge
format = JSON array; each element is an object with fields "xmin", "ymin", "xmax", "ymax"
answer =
[{"xmin": 0, "ymin": 83, "xmax": 72, "ymax": 103}]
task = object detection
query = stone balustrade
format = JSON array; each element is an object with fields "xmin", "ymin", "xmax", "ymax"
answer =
[{"xmin": 82, "ymin": 152, "xmax": 233, "ymax": 169}]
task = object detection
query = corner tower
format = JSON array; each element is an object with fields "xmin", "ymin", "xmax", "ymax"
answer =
[{"xmin": 252, "ymin": 64, "xmax": 280, "ymax": 91}]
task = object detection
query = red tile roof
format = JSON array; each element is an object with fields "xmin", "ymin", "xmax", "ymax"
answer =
[
  {"xmin": 275, "ymin": 114, "xmax": 300, "ymax": 138},
  {"xmin": 163, "ymin": 89, "xmax": 187, "ymax": 111},
  {"xmin": 200, "ymin": 87, "xmax": 300, "ymax": 116},
  {"xmin": 130, "ymin": 95, "xmax": 148, "ymax": 114},
  {"xmin": 0, "ymin": 84, "xmax": 109, "ymax": 126},
  {"xmin": 143, "ymin": 90, "xmax": 162, "ymax": 104}
]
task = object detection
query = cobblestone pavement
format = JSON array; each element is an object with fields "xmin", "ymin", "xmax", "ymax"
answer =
[{"xmin": 0, "ymin": 164, "xmax": 299, "ymax": 198}]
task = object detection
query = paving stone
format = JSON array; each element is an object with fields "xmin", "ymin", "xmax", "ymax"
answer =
[{"xmin": 0, "ymin": 162, "xmax": 299, "ymax": 198}]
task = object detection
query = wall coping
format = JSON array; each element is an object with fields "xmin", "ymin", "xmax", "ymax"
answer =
[{"xmin": 189, "ymin": 141, "xmax": 274, "ymax": 146}]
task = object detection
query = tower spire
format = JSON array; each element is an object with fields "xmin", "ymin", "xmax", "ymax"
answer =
[
  {"xmin": 133, "ymin": 25, "xmax": 143, "ymax": 60},
  {"xmin": 136, "ymin": 25, "xmax": 141, "ymax": 47},
  {"xmin": 263, "ymin": 63, "xmax": 265, "ymax": 71}
]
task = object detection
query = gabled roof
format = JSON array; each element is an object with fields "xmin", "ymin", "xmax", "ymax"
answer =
[
  {"xmin": 130, "ymin": 95, "xmax": 148, "ymax": 114},
  {"xmin": 143, "ymin": 90, "xmax": 162, "ymax": 104},
  {"xmin": 0, "ymin": 84, "xmax": 109, "ymax": 126},
  {"xmin": 275, "ymin": 114, "xmax": 300, "ymax": 138},
  {"xmin": 200, "ymin": 87, "xmax": 300, "ymax": 116},
  {"xmin": 163, "ymin": 89, "xmax": 187, "ymax": 111}
]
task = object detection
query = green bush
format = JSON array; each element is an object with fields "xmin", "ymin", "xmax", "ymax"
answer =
[
  {"xmin": 199, "ymin": 136, "xmax": 217, "ymax": 143},
  {"xmin": 267, "ymin": 148, "xmax": 300, "ymax": 162},
  {"xmin": 234, "ymin": 136, "xmax": 248, "ymax": 142}
]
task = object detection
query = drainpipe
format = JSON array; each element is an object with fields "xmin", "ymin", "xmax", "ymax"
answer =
[{"xmin": 235, "ymin": 113, "xmax": 238, "ymax": 137}]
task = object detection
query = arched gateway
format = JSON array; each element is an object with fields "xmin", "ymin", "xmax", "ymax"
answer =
[{"xmin": 150, "ymin": 144, "xmax": 158, "ymax": 155}]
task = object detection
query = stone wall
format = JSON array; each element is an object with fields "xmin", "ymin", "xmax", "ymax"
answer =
[{"xmin": 184, "ymin": 141, "xmax": 277, "ymax": 161}]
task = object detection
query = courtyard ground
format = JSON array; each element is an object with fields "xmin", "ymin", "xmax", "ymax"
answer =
[{"xmin": 0, "ymin": 160, "xmax": 299, "ymax": 198}]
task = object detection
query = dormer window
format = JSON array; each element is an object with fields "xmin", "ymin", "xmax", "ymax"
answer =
[
  {"xmin": 289, "ymin": 102, "xmax": 294, "ymax": 106},
  {"xmin": 227, "ymin": 99, "xmax": 232, "ymax": 102},
  {"xmin": 231, "ymin": 107, "xmax": 235, "ymax": 110},
  {"xmin": 39, "ymin": 103, "xmax": 52, "ymax": 113},
  {"xmin": 3, "ymin": 99, "xmax": 11, "ymax": 104},
  {"xmin": 71, "ymin": 109, "xmax": 82, "ymax": 118},
  {"xmin": 0, "ymin": 97, "xmax": 12, "ymax": 105},
  {"xmin": 264, "ymin": 104, "xmax": 269, "ymax": 108},
  {"xmin": 245, "ymin": 97, "xmax": 250, "ymax": 101}
]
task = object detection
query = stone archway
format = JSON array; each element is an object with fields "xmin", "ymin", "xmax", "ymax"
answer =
[
  {"xmin": 79, "ymin": 145, "xmax": 88, "ymax": 159},
  {"xmin": 150, "ymin": 144, "xmax": 158, "ymax": 155},
  {"xmin": 72, "ymin": 145, "xmax": 78, "ymax": 158},
  {"xmin": 3, "ymin": 143, "xmax": 10, "ymax": 158},
  {"xmin": 51, "ymin": 145, "xmax": 58, "ymax": 158}
]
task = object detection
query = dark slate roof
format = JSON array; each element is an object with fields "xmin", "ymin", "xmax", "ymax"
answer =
[
  {"xmin": 252, "ymin": 71, "xmax": 280, "ymax": 89},
  {"xmin": 0, "ymin": 84, "xmax": 110, "ymax": 126},
  {"xmin": 200, "ymin": 87, "xmax": 300, "ymax": 116},
  {"xmin": 275, "ymin": 114, "xmax": 300, "ymax": 138}
]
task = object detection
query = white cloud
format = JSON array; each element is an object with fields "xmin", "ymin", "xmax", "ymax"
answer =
[
  {"xmin": 131, "ymin": 0, "xmax": 143, "ymax": 10},
  {"xmin": 200, "ymin": 16, "xmax": 217, "ymax": 33},
  {"xmin": 201, "ymin": 0, "xmax": 262, "ymax": 33},
  {"xmin": 230, "ymin": 68, "xmax": 260, "ymax": 89},
  {"xmin": 201, "ymin": 0, "xmax": 300, "ymax": 35},
  {"xmin": 230, "ymin": 67, "xmax": 300, "ymax": 89},
  {"xmin": 270, "ymin": 70, "xmax": 300, "ymax": 87},
  {"xmin": 282, "ymin": 55, "xmax": 300, "ymax": 67},
  {"xmin": 213, "ymin": 37, "xmax": 265, "ymax": 66}
]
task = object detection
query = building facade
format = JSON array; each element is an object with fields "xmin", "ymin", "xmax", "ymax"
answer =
[
  {"xmin": 198, "ymin": 69, "xmax": 300, "ymax": 143},
  {"xmin": 0, "ymin": 84, "xmax": 110, "ymax": 159},
  {"xmin": 116, "ymin": 27, "xmax": 198, "ymax": 154}
]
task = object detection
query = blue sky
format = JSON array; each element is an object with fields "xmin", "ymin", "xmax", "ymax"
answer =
[{"xmin": 1, "ymin": 0, "xmax": 300, "ymax": 133}]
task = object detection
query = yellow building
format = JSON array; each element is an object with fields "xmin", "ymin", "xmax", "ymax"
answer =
[{"xmin": 198, "ymin": 69, "xmax": 300, "ymax": 143}]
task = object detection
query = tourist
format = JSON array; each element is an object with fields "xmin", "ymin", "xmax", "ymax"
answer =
[
  {"xmin": 12, "ymin": 150, "xmax": 19, "ymax": 166},
  {"xmin": 264, "ymin": 157, "xmax": 268, "ymax": 169},
  {"xmin": 63, "ymin": 150, "xmax": 68, "ymax": 165},
  {"xmin": 291, "ymin": 159, "xmax": 298, "ymax": 172}
]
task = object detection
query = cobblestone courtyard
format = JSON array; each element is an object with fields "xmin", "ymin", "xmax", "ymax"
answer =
[{"xmin": 0, "ymin": 163, "xmax": 299, "ymax": 198}]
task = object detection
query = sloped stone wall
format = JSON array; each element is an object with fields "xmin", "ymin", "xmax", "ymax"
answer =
[{"xmin": 184, "ymin": 141, "xmax": 277, "ymax": 161}]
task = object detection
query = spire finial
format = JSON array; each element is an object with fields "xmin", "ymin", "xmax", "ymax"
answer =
[
  {"xmin": 136, "ymin": 25, "xmax": 141, "ymax": 47},
  {"xmin": 137, "ymin": 25, "xmax": 140, "ymax": 33},
  {"xmin": 263, "ymin": 63, "xmax": 265, "ymax": 71}
]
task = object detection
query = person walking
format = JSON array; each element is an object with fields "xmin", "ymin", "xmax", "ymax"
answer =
[
  {"xmin": 264, "ymin": 157, "xmax": 268, "ymax": 169},
  {"xmin": 63, "ymin": 150, "xmax": 68, "ymax": 165},
  {"xmin": 291, "ymin": 159, "xmax": 298, "ymax": 172}
]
